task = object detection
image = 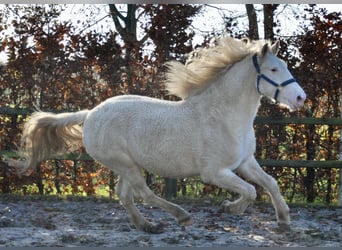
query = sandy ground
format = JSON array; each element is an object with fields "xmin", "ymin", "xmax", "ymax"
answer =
[{"xmin": 0, "ymin": 196, "xmax": 341, "ymax": 247}]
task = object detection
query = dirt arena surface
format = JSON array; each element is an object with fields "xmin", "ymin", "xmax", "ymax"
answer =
[{"xmin": 0, "ymin": 196, "xmax": 341, "ymax": 247}]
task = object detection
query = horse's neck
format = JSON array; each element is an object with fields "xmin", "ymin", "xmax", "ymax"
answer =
[{"xmin": 188, "ymin": 57, "xmax": 261, "ymax": 126}]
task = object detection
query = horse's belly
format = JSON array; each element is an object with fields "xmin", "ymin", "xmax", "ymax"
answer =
[
  {"xmin": 138, "ymin": 152, "xmax": 200, "ymax": 178},
  {"xmin": 128, "ymin": 125, "xmax": 201, "ymax": 178}
]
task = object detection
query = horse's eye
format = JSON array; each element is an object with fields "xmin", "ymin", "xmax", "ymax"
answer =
[{"xmin": 271, "ymin": 68, "xmax": 278, "ymax": 72}]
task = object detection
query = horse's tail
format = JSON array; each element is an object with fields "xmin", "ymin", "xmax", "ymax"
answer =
[{"xmin": 9, "ymin": 110, "xmax": 89, "ymax": 175}]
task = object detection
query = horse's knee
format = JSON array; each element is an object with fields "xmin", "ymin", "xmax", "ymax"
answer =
[{"xmin": 244, "ymin": 184, "xmax": 257, "ymax": 201}]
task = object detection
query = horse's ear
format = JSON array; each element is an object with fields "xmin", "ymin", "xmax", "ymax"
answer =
[
  {"xmin": 241, "ymin": 38, "xmax": 249, "ymax": 44},
  {"xmin": 270, "ymin": 41, "xmax": 280, "ymax": 54},
  {"xmin": 261, "ymin": 43, "xmax": 269, "ymax": 57}
]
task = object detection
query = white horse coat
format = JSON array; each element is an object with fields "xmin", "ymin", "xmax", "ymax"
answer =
[{"xmin": 12, "ymin": 37, "xmax": 306, "ymax": 233}]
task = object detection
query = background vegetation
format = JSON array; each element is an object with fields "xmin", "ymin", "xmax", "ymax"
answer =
[{"xmin": 0, "ymin": 4, "xmax": 341, "ymax": 204}]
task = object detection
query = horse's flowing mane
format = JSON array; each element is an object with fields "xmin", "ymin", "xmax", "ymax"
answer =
[{"xmin": 164, "ymin": 36, "xmax": 270, "ymax": 99}]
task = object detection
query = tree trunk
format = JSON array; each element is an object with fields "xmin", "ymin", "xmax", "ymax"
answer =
[
  {"xmin": 109, "ymin": 4, "xmax": 147, "ymax": 87},
  {"xmin": 108, "ymin": 4, "xmax": 143, "ymax": 63},
  {"xmin": 245, "ymin": 4, "xmax": 259, "ymax": 40},
  {"xmin": 263, "ymin": 4, "xmax": 278, "ymax": 40}
]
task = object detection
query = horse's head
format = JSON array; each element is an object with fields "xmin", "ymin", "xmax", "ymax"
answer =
[{"xmin": 253, "ymin": 41, "xmax": 306, "ymax": 111}]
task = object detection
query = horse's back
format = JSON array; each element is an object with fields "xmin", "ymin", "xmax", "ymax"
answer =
[{"xmin": 83, "ymin": 95, "xmax": 166, "ymax": 152}]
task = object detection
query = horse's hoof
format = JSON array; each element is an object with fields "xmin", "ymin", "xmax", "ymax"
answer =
[
  {"xmin": 220, "ymin": 199, "xmax": 250, "ymax": 215},
  {"xmin": 220, "ymin": 200, "xmax": 241, "ymax": 215},
  {"xmin": 142, "ymin": 222, "xmax": 165, "ymax": 234},
  {"xmin": 178, "ymin": 215, "xmax": 193, "ymax": 226},
  {"xmin": 277, "ymin": 223, "xmax": 291, "ymax": 232}
]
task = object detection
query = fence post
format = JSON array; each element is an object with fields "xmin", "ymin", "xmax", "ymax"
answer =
[
  {"xmin": 109, "ymin": 170, "xmax": 115, "ymax": 199},
  {"xmin": 164, "ymin": 178, "xmax": 177, "ymax": 199},
  {"xmin": 36, "ymin": 164, "xmax": 44, "ymax": 195},
  {"xmin": 339, "ymin": 95, "xmax": 342, "ymax": 206},
  {"xmin": 0, "ymin": 161, "xmax": 10, "ymax": 193}
]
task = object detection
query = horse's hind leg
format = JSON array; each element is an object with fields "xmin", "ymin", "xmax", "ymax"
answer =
[
  {"xmin": 116, "ymin": 171, "xmax": 191, "ymax": 233},
  {"xmin": 137, "ymin": 183, "xmax": 193, "ymax": 226},
  {"xmin": 123, "ymin": 169, "xmax": 192, "ymax": 228},
  {"xmin": 116, "ymin": 176, "xmax": 165, "ymax": 233}
]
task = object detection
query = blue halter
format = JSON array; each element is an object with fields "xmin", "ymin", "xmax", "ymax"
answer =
[{"xmin": 252, "ymin": 54, "xmax": 297, "ymax": 102}]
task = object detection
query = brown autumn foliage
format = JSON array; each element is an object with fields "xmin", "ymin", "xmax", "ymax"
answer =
[
  {"xmin": 0, "ymin": 5, "xmax": 341, "ymax": 204},
  {"xmin": 0, "ymin": 4, "xmax": 200, "ymax": 196}
]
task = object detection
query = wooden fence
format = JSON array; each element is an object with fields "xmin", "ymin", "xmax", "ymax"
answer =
[
  {"xmin": 254, "ymin": 116, "xmax": 342, "ymax": 170},
  {"xmin": 1, "ymin": 107, "xmax": 342, "ymax": 203}
]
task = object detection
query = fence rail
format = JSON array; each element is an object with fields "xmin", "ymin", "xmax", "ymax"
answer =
[
  {"xmin": 254, "ymin": 116, "xmax": 342, "ymax": 125},
  {"xmin": 258, "ymin": 159, "xmax": 342, "ymax": 168},
  {"xmin": 1, "ymin": 107, "xmax": 342, "ymax": 202},
  {"xmin": 1, "ymin": 151, "xmax": 342, "ymax": 169}
]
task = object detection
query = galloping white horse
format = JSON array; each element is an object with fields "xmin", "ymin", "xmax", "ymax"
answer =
[{"xmin": 12, "ymin": 37, "xmax": 306, "ymax": 233}]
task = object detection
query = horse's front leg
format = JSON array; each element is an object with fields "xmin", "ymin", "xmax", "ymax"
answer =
[
  {"xmin": 236, "ymin": 156, "xmax": 290, "ymax": 228},
  {"xmin": 201, "ymin": 167, "xmax": 257, "ymax": 215}
]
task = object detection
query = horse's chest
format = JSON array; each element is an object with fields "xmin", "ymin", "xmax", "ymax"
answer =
[{"xmin": 202, "ymin": 125, "xmax": 255, "ymax": 168}]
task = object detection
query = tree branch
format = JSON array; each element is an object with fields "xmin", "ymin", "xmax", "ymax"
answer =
[
  {"xmin": 78, "ymin": 14, "xmax": 111, "ymax": 34},
  {"xmin": 108, "ymin": 4, "xmax": 126, "ymax": 35},
  {"xmin": 109, "ymin": 4, "xmax": 125, "ymax": 22}
]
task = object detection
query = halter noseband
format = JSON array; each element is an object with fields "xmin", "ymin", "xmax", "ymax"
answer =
[{"xmin": 252, "ymin": 54, "xmax": 297, "ymax": 102}]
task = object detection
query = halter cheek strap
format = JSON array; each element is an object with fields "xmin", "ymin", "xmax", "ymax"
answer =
[{"xmin": 252, "ymin": 54, "xmax": 297, "ymax": 102}]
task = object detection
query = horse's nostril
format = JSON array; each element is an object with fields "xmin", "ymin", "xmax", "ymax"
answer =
[{"xmin": 297, "ymin": 95, "xmax": 303, "ymax": 102}]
